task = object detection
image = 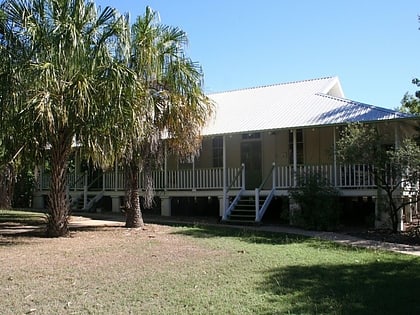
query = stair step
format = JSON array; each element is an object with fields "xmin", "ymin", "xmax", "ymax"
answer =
[
  {"xmin": 224, "ymin": 194, "xmax": 271, "ymax": 225},
  {"xmin": 231, "ymin": 208, "xmax": 255, "ymax": 212},
  {"xmin": 236, "ymin": 200, "xmax": 266, "ymax": 205},
  {"xmin": 235, "ymin": 205, "xmax": 259, "ymax": 208}
]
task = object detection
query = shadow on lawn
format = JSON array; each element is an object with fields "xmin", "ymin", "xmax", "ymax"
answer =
[
  {"xmin": 171, "ymin": 224, "xmax": 310, "ymax": 245},
  {"xmin": 0, "ymin": 211, "xmax": 47, "ymax": 245},
  {"xmin": 0, "ymin": 212, "xmax": 47, "ymax": 226},
  {"xmin": 0, "ymin": 217, "xmax": 122, "ymax": 246},
  {"xmin": 258, "ymin": 260, "xmax": 420, "ymax": 315}
]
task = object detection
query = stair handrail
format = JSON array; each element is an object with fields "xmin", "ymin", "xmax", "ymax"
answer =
[
  {"xmin": 255, "ymin": 162, "xmax": 276, "ymax": 222},
  {"xmin": 70, "ymin": 171, "xmax": 87, "ymax": 191},
  {"xmin": 222, "ymin": 164, "xmax": 245, "ymax": 221},
  {"xmin": 83, "ymin": 191, "xmax": 104, "ymax": 212},
  {"xmin": 82, "ymin": 172, "xmax": 104, "ymax": 209},
  {"xmin": 258, "ymin": 162, "xmax": 276, "ymax": 191},
  {"xmin": 227, "ymin": 164, "xmax": 245, "ymax": 193},
  {"xmin": 256, "ymin": 188, "xmax": 276, "ymax": 222},
  {"xmin": 87, "ymin": 172, "xmax": 104, "ymax": 190}
]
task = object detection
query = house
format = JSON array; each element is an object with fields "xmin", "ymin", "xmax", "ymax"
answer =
[{"xmin": 32, "ymin": 76, "xmax": 419, "ymax": 228}]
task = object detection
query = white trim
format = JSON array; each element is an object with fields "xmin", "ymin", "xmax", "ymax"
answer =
[
  {"xmin": 222, "ymin": 135, "xmax": 227, "ymax": 216},
  {"xmin": 293, "ymin": 129, "xmax": 297, "ymax": 187}
]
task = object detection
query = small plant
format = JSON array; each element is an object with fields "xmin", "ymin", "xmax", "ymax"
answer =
[{"xmin": 290, "ymin": 172, "xmax": 340, "ymax": 231}]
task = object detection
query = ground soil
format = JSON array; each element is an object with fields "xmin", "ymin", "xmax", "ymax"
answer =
[
  {"xmin": 348, "ymin": 228, "xmax": 420, "ymax": 246},
  {"xmin": 345, "ymin": 216, "xmax": 420, "ymax": 246},
  {"xmin": 0, "ymin": 218, "xmax": 198, "ymax": 263}
]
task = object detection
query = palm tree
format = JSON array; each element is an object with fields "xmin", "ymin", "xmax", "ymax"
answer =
[
  {"xmin": 0, "ymin": 0, "xmax": 134, "ymax": 236},
  {"xmin": 122, "ymin": 7, "xmax": 214, "ymax": 228},
  {"xmin": 0, "ymin": 5, "xmax": 27, "ymax": 208}
]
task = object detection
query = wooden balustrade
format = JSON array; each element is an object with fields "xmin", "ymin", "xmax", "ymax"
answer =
[{"xmin": 38, "ymin": 164, "xmax": 380, "ymax": 192}]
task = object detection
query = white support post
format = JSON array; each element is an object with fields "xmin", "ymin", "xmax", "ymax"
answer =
[
  {"xmin": 397, "ymin": 207, "xmax": 404, "ymax": 231},
  {"xmin": 255, "ymin": 188, "xmax": 259, "ymax": 221},
  {"xmin": 83, "ymin": 173, "xmax": 88, "ymax": 209},
  {"xmin": 114, "ymin": 158, "xmax": 118, "ymax": 191},
  {"xmin": 161, "ymin": 197, "xmax": 171, "ymax": 216},
  {"xmin": 164, "ymin": 142, "xmax": 168, "ymax": 192},
  {"xmin": 102, "ymin": 171, "xmax": 105, "ymax": 191},
  {"xmin": 272, "ymin": 162, "xmax": 276, "ymax": 189},
  {"xmin": 192, "ymin": 157, "xmax": 196, "ymax": 191},
  {"xmin": 333, "ymin": 127, "xmax": 337, "ymax": 187},
  {"xmin": 222, "ymin": 135, "xmax": 228, "ymax": 219},
  {"xmin": 407, "ymin": 197, "xmax": 413, "ymax": 223},
  {"xmin": 241, "ymin": 163, "xmax": 246, "ymax": 190},
  {"xmin": 293, "ymin": 129, "xmax": 297, "ymax": 187},
  {"xmin": 218, "ymin": 196, "xmax": 225, "ymax": 217},
  {"xmin": 111, "ymin": 196, "xmax": 121, "ymax": 213},
  {"xmin": 74, "ymin": 151, "xmax": 78, "ymax": 192}
]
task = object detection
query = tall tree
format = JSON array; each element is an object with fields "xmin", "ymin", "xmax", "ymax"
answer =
[
  {"xmin": 0, "ymin": 0, "xmax": 134, "ymax": 236},
  {"xmin": 400, "ymin": 91, "xmax": 420, "ymax": 115},
  {"xmin": 122, "ymin": 7, "xmax": 214, "ymax": 228},
  {"xmin": 0, "ymin": 5, "xmax": 27, "ymax": 208},
  {"xmin": 336, "ymin": 123, "xmax": 420, "ymax": 232},
  {"xmin": 400, "ymin": 14, "xmax": 420, "ymax": 116}
]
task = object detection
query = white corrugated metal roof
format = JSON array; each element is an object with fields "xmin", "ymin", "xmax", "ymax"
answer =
[{"xmin": 202, "ymin": 76, "xmax": 412, "ymax": 136}]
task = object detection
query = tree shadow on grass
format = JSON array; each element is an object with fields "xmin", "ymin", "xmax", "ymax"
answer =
[
  {"xmin": 0, "ymin": 223, "xmax": 46, "ymax": 246},
  {"xmin": 171, "ymin": 224, "xmax": 310, "ymax": 245},
  {"xmin": 0, "ymin": 212, "xmax": 47, "ymax": 226},
  {"xmin": 0, "ymin": 221, "xmax": 123, "ymax": 247},
  {"xmin": 258, "ymin": 259, "xmax": 420, "ymax": 315}
]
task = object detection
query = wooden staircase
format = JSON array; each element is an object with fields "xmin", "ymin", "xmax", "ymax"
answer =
[
  {"xmin": 70, "ymin": 193, "xmax": 104, "ymax": 212},
  {"xmin": 225, "ymin": 196, "xmax": 267, "ymax": 225}
]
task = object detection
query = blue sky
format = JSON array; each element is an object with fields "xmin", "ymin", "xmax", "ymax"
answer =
[{"xmin": 95, "ymin": 0, "xmax": 420, "ymax": 109}]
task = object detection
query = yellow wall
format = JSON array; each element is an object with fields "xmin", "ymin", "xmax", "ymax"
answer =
[
  {"xmin": 304, "ymin": 127, "xmax": 334, "ymax": 164},
  {"xmin": 166, "ymin": 121, "xmax": 418, "ymax": 171}
]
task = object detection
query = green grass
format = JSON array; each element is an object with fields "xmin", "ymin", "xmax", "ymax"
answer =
[
  {"xmin": 0, "ymin": 209, "xmax": 46, "ymax": 225},
  {"xmin": 173, "ymin": 226, "xmax": 420, "ymax": 315},
  {"xmin": 0, "ymin": 210, "xmax": 419, "ymax": 314}
]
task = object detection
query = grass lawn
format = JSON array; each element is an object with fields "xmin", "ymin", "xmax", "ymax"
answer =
[{"xmin": 0, "ymin": 210, "xmax": 419, "ymax": 315}]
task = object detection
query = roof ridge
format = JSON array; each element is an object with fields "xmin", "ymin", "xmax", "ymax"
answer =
[
  {"xmin": 208, "ymin": 76, "xmax": 336, "ymax": 95},
  {"xmin": 316, "ymin": 93, "xmax": 414, "ymax": 118}
]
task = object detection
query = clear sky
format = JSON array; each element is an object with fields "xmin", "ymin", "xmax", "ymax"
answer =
[{"xmin": 95, "ymin": 0, "xmax": 420, "ymax": 109}]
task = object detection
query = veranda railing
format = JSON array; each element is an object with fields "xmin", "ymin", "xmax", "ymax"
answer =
[
  {"xmin": 38, "ymin": 164, "xmax": 378, "ymax": 192},
  {"xmin": 275, "ymin": 164, "xmax": 376, "ymax": 189},
  {"xmin": 101, "ymin": 167, "xmax": 243, "ymax": 191}
]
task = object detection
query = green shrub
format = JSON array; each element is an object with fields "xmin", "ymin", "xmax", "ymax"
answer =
[
  {"xmin": 289, "ymin": 172, "xmax": 340, "ymax": 231},
  {"xmin": 13, "ymin": 167, "xmax": 35, "ymax": 208}
]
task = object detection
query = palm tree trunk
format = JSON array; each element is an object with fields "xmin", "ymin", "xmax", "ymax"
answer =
[
  {"xmin": 124, "ymin": 161, "xmax": 144, "ymax": 228},
  {"xmin": 46, "ymin": 134, "xmax": 71, "ymax": 237},
  {"xmin": 0, "ymin": 163, "xmax": 15, "ymax": 209}
]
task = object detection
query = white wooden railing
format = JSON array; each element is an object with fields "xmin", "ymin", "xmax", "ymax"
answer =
[
  {"xmin": 256, "ymin": 163, "xmax": 277, "ymax": 222},
  {"xmin": 275, "ymin": 164, "xmax": 376, "ymax": 189},
  {"xmin": 223, "ymin": 164, "xmax": 246, "ymax": 221},
  {"xmin": 39, "ymin": 167, "xmax": 243, "ymax": 191},
  {"xmin": 38, "ymin": 164, "xmax": 379, "ymax": 192}
]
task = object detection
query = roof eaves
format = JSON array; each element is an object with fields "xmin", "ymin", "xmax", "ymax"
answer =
[{"xmin": 315, "ymin": 93, "xmax": 414, "ymax": 119}]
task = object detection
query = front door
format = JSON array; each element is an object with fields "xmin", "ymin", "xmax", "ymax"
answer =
[{"xmin": 241, "ymin": 141, "xmax": 262, "ymax": 189}]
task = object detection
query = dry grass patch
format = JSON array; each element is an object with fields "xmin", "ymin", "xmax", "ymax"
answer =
[
  {"xmin": 1, "ymin": 224, "xmax": 233, "ymax": 314},
  {"xmin": 1, "ymin": 210, "xmax": 420, "ymax": 314}
]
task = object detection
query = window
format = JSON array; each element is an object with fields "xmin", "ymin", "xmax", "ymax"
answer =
[
  {"xmin": 212, "ymin": 136, "xmax": 223, "ymax": 167},
  {"xmin": 289, "ymin": 129, "xmax": 304, "ymax": 164}
]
